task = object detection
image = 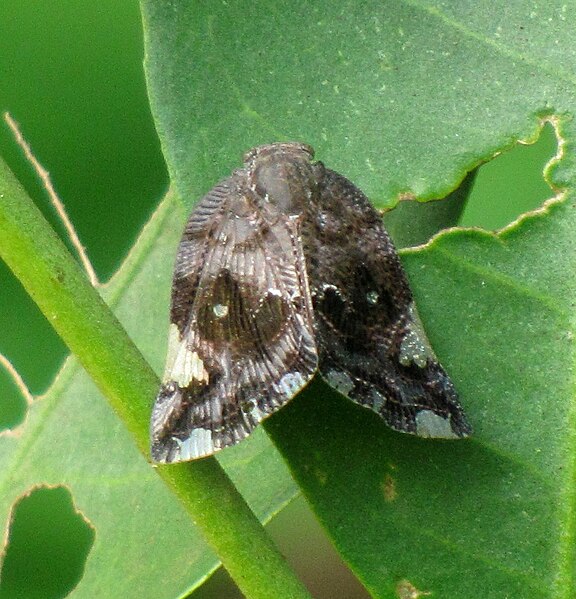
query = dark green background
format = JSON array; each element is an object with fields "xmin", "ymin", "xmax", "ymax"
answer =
[{"xmin": 0, "ymin": 2, "xmax": 556, "ymax": 598}]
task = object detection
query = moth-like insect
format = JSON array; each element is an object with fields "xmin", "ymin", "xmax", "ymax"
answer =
[{"xmin": 151, "ymin": 142, "xmax": 471, "ymax": 463}]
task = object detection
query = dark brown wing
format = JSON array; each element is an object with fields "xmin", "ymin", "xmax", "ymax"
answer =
[
  {"xmin": 304, "ymin": 167, "xmax": 471, "ymax": 439},
  {"xmin": 151, "ymin": 175, "xmax": 317, "ymax": 463}
]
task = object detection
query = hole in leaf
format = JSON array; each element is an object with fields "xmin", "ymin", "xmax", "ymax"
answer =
[
  {"xmin": 187, "ymin": 495, "xmax": 371, "ymax": 599},
  {"xmin": 266, "ymin": 496, "xmax": 371, "ymax": 599},
  {"xmin": 186, "ymin": 567, "xmax": 244, "ymax": 599},
  {"xmin": 0, "ymin": 258, "xmax": 68, "ymax": 432},
  {"xmin": 0, "ymin": 365, "xmax": 28, "ymax": 432},
  {"xmin": 460, "ymin": 122, "xmax": 557, "ymax": 230},
  {"xmin": 186, "ymin": 496, "xmax": 369, "ymax": 599},
  {"xmin": 384, "ymin": 170, "xmax": 477, "ymax": 248},
  {"xmin": 0, "ymin": 486, "xmax": 95, "ymax": 599}
]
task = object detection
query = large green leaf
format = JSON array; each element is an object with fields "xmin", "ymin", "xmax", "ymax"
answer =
[
  {"xmin": 141, "ymin": 1, "xmax": 576, "ymax": 597},
  {"xmin": 0, "ymin": 191, "xmax": 299, "ymax": 598}
]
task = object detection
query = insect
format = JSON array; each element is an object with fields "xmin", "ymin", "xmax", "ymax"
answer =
[{"xmin": 151, "ymin": 142, "xmax": 471, "ymax": 463}]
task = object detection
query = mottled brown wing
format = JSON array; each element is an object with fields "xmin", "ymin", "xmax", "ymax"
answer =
[
  {"xmin": 304, "ymin": 167, "xmax": 471, "ymax": 439},
  {"xmin": 151, "ymin": 176, "xmax": 317, "ymax": 463}
]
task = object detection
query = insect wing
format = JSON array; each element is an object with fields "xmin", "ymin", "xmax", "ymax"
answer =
[
  {"xmin": 305, "ymin": 167, "xmax": 471, "ymax": 439},
  {"xmin": 151, "ymin": 175, "xmax": 317, "ymax": 463}
]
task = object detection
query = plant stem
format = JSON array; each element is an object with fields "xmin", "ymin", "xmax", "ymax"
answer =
[{"xmin": 0, "ymin": 156, "xmax": 312, "ymax": 599}]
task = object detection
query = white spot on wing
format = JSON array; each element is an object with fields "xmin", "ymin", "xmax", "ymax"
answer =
[
  {"xmin": 176, "ymin": 428, "xmax": 214, "ymax": 460},
  {"xmin": 370, "ymin": 388, "xmax": 386, "ymax": 412},
  {"xmin": 190, "ymin": 352, "xmax": 210, "ymax": 384},
  {"xmin": 213, "ymin": 303, "xmax": 229, "ymax": 318},
  {"xmin": 163, "ymin": 324, "xmax": 182, "ymax": 377},
  {"xmin": 278, "ymin": 371, "xmax": 306, "ymax": 396},
  {"xmin": 415, "ymin": 410, "xmax": 459, "ymax": 439},
  {"xmin": 366, "ymin": 290, "xmax": 379, "ymax": 305},
  {"xmin": 247, "ymin": 403, "xmax": 265, "ymax": 423},
  {"xmin": 325, "ymin": 370, "xmax": 354, "ymax": 396},
  {"xmin": 399, "ymin": 303, "xmax": 436, "ymax": 368},
  {"xmin": 322, "ymin": 283, "xmax": 339, "ymax": 293},
  {"xmin": 164, "ymin": 323, "xmax": 209, "ymax": 386}
]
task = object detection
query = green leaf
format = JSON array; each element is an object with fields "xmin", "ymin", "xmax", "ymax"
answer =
[
  {"xmin": 0, "ymin": 189, "xmax": 299, "ymax": 598},
  {"xmin": 141, "ymin": 1, "xmax": 576, "ymax": 597}
]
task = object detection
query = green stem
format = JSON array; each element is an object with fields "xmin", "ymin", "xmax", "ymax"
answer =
[{"xmin": 0, "ymin": 156, "xmax": 312, "ymax": 599}]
